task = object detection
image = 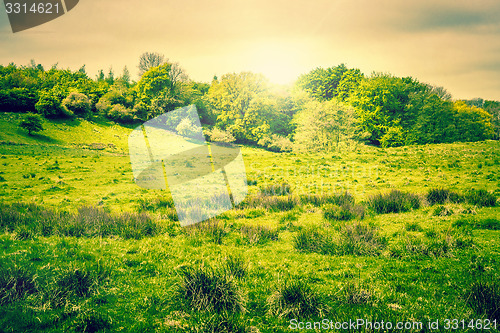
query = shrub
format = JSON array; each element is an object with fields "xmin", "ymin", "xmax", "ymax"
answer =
[
  {"xmin": 258, "ymin": 134, "xmax": 293, "ymax": 152},
  {"xmin": 176, "ymin": 118, "xmax": 202, "ymax": 138},
  {"xmin": 368, "ymin": 190, "xmax": 420, "ymax": 214},
  {"xmin": 426, "ymin": 188, "xmax": 449, "ymax": 205},
  {"xmin": 62, "ymin": 92, "xmax": 91, "ymax": 118},
  {"xmin": 467, "ymin": 281, "xmax": 500, "ymax": 321},
  {"xmin": 19, "ymin": 112, "xmax": 43, "ymax": 135},
  {"xmin": 107, "ymin": 104, "xmax": 134, "ymax": 123},
  {"xmin": 176, "ymin": 264, "xmax": 245, "ymax": 313},
  {"xmin": 35, "ymin": 90, "xmax": 72, "ymax": 118},
  {"xmin": 267, "ymin": 279, "xmax": 324, "ymax": 318},
  {"xmin": 205, "ymin": 127, "xmax": 236, "ymax": 143},
  {"xmin": 465, "ymin": 189, "xmax": 497, "ymax": 207}
]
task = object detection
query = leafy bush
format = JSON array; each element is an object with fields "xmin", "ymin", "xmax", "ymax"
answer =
[
  {"xmin": 35, "ymin": 90, "xmax": 72, "ymax": 118},
  {"xmin": 258, "ymin": 134, "xmax": 293, "ymax": 152},
  {"xmin": 205, "ymin": 127, "xmax": 236, "ymax": 143},
  {"xmin": 176, "ymin": 118, "xmax": 202, "ymax": 138},
  {"xmin": 107, "ymin": 104, "xmax": 134, "ymax": 123},
  {"xmin": 267, "ymin": 279, "xmax": 324, "ymax": 318},
  {"xmin": 368, "ymin": 190, "xmax": 421, "ymax": 214},
  {"xmin": 176, "ymin": 264, "xmax": 245, "ymax": 313},
  {"xmin": 465, "ymin": 189, "xmax": 497, "ymax": 207},
  {"xmin": 62, "ymin": 92, "xmax": 91, "ymax": 118}
]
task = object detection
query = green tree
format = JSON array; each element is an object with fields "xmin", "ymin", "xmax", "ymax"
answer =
[
  {"xmin": 35, "ymin": 90, "xmax": 72, "ymax": 118},
  {"xmin": 483, "ymin": 100, "xmax": 500, "ymax": 139},
  {"xmin": 19, "ymin": 112, "xmax": 43, "ymax": 135},
  {"xmin": 453, "ymin": 101, "xmax": 494, "ymax": 142},
  {"xmin": 293, "ymin": 99, "xmax": 356, "ymax": 151},
  {"xmin": 295, "ymin": 64, "xmax": 348, "ymax": 101}
]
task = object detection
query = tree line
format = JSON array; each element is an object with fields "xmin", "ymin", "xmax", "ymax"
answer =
[{"xmin": 1, "ymin": 54, "xmax": 498, "ymax": 150}]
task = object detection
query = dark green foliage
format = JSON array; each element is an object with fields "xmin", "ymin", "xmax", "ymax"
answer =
[
  {"xmin": 72, "ymin": 309, "xmax": 111, "ymax": 333},
  {"xmin": 368, "ymin": 190, "xmax": 421, "ymax": 214},
  {"xmin": 426, "ymin": 188, "xmax": 450, "ymax": 205},
  {"xmin": 176, "ymin": 264, "xmax": 245, "ymax": 313},
  {"xmin": 19, "ymin": 112, "xmax": 43, "ymax": 135},
  {"xmin": 0, "ymin": 88, "xmax": 38, "ymax": 112},
  {"xmin": 35, "ymin": 90, "xmax": 72, "ymax": 118},
  {"xmin": 467, "ymin": 281, "xmax": 500, "ymax": 321},
  {"xmin": 0, "ymin": 264, "xmax": 37, "ymax": 305},
  {"xmin": 476, "ymin": 218, "xmax": 500, "ymax": 230},
  {"xmin": 267, "ymin": 279, "xmax": 324, "ymax": 318},
  {"xmin": 465, "ymin": 189, "xmax": 497, "ymax": 207},
  {"xmin": 192, "ymin": 313, "xmax": 247, "ymax": 333}
]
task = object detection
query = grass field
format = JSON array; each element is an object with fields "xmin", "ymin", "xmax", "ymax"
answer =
[{"xmin": 1, "ymin": 112, "xmax": 499, "ymax": 332}]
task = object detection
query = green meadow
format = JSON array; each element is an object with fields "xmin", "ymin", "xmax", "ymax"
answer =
[{"xmin": 1, "ymin": 112, "xmax": 499, "ymax": 332}]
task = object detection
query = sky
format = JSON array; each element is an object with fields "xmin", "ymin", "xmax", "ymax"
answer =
[{"xmin": 1, "ymin": 0, "xmax": 500, "ymax": 100}]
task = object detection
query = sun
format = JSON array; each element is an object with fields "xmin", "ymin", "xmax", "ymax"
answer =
[{"xmin": 246, "ymin": 40, "xmax": 306, "ymax": 85}]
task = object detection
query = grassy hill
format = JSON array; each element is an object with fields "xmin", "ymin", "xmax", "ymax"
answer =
[{"xmin": 1, "ymin": 112, "xmax": 499, "ymax": 332}]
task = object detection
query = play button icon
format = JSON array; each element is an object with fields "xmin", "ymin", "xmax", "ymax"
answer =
[{"xmin": 4, "ymin": 0, "xmax": 79, "ymax": 33}]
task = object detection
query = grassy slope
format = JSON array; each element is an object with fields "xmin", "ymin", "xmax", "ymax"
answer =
[{"xmin": 1, "ymin": 112, "xmax": 500, "ymax": 332}]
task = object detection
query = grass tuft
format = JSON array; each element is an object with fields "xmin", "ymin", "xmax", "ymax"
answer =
[
  {"xmin": 267, "ymin": 279, "xmax": 324, "ymax": 318},
  {"xmin": 368, "ymin": 190, "xmax": 421, "ymax": 214}
]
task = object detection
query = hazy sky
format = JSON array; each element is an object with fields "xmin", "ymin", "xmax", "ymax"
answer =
[{"xmin": 1, "ymin": 0, "xmax": 500, "ymax": 100}]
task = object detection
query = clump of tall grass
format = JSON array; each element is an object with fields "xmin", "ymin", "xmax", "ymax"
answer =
[
  {"xmin": 175, "ymin": 263, "xmax": 245, "ymax": 313},
  {"xmin": 340, "ymin": 282, "xmax": 372, "ymax": 305},
  {"xmin": 467, "ymin": 280, "xmax": 500, "ymax": 321},
  {"xmin": 267, "ymin": 279, "xmax": 324, "ymax": 318},
  {"xmin": 0, "ymin": 263, "xmax": 38, "ymax": 305},
  {"xmin": 0, "ymin": 202, "xmax": 160, "ymax": 239},
  {"xmin": 388, "ymin": 229, "xmax": 473, "ymax": 259},
  {"xmin": 137, "ymin": 195, "xmax": 175, "ymax": 212},
  {"xmin": 323, "ymin": 203, "xmax": 365, "ymax": 221},
  {"xmin": 240, "ymin": 225, "xmax": 278, "ymax": 245},
  {"xmin": 242, "ymin": 195, "xmax": 297, "ymax": 212},
  {"xmin": 300, "ymin": 192, "xmax": 355, "ymax": 207},
  {"xmin": 259, "ymin": 182, "xmax": 292, "ymax": 196},
  {"xmin": 293, "ymin": 228, "xmax": 329, "ymax": 254},
  {"xmin": 293, "ymin": 223, "xmax": 386, "ymax": 256},
  {"xmin": 426, "ymin": 188, "xmax": 450, "ymax": 205},
  {"xmin": 368, "ymin": 190, "xmax": 421, "ymax": 214},
  {"xmin": 183, "ymin": 219, "xmax": 227, "ymax": 244},
  {"xmin": 222, "ymin": 254, "xmax": 248, "ymax": 279},
  {"xmin": 465, "ymin": 188, "xmax": 497, "ymax": 207},
  {"xmin": 337, "ymin": 222, "xmax": 387, "ymax": 256},
  {"xmin": 46, "ymin": 263, "xmax": 111, "ymax": 309}
]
